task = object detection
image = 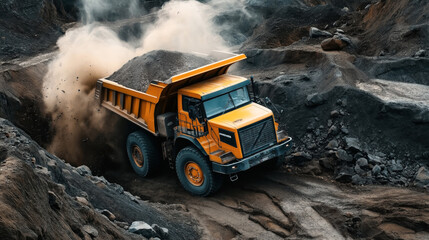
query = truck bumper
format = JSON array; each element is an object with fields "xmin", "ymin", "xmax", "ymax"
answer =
[{"xmin": 212, "ymin": 137, "xmax": 293, "ymax": 174}]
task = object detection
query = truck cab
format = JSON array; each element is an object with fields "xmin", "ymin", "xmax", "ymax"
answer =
[{"xmin": 175, "ymin": 74, "xmax": 291, "ymax": 184}]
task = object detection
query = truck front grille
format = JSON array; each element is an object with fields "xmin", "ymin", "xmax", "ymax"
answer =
[{"xmin": 239, "ymin": 117, "xmax": 276, "ymax": 157}]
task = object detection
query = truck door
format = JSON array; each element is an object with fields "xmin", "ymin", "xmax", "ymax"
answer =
[{"xmin": 179, "ymin": 95, "xmax": 207, "ymax": 137}]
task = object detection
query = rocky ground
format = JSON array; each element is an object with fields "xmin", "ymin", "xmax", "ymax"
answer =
[
  {"xmin": 0, "ymin": 118, "xmax": 200, "ymax": 239},
  {"xmin": 105, "ymin": 164, "xmax": 429, "ymax": 240},
  {"xmin": 0, "ymin": 0, "xmax": 429, "ymax": 239}
]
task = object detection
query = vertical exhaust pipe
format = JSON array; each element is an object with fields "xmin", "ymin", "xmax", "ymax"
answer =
[{"xmin": 250, "ymin": 76, "xmax": 258, "ymax": 102}]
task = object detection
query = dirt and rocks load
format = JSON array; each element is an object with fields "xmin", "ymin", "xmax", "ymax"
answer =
[
  {"xmin": 0, "ymin": 118, "xmax": 200, "ymax": 239},
  {"xmin": 108, "ymin": 50, "xmax": 212, "ymax": 92}
]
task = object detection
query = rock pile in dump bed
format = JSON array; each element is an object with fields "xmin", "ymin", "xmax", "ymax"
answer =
[{"xmin": 108, "ymin": 50, "xmax": 213, "ymax": 92}]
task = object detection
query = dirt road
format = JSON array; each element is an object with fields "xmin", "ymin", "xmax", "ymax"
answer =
[{"xmin": 105, "ymin": 165, "xmax": 429, "ymax": 240}]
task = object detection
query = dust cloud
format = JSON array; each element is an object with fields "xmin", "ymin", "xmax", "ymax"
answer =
[
  {"xmin": 42, "ymin": 25, "xmax": 136, "ymax": 166},
  {"xmin": 139, "ymin": 0, "xmax": 228, "ymax": 53},
  {"xmin": 43, "ymin": 0, "xmax": 232, "ymax": 167}
]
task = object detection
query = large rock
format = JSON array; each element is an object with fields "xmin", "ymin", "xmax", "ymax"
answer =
[
  {"xmin": 345, "ymin": 137, "xmax": 363, "ymax": 152},
  {"xmin": 83, "ymin": 225, "xmax": 99, "ymax": 238},
  {"xmin": 152, "ymin": 224, "xmax": 169, "ymax": 239},
  {"xmin": 288, "ymin": 152, "xmax": 312, "ymax": 166},
  {"xmin": 356, "ymin": 158, "xmax": 368, "ymax": 168},
  {"xmin": 336, "ymin": 149, "xmax": 353, "ymax": 162},
  {"xmin": 368, "ymin": 154, "xmax": 383, "ymax": 164},
  {"xmin": 305, "ymin": 93, "xmax": 326, "ymax": 107},
  {"xmin": 326, "ymin": 139, "xmax": 339, "ymax": 149},
  {"xmin": 321, "ymin": 37, "xmax": 347, "ymax": 51},
  {"xmin": 309, "ymin": 27, "xmax": 332, "ymax": 38},
  {"xmin": 372, "ymin": 165, "xmax": 382, "ymax": 175},
  {"xmin": 76, "ymin": 165, "xmax": 92, "ymax": 176},
  {"xmin": 128, "ymin": 221, "xmax": 159, "ymax": 238},
  {"xmin": 335, "ymin": 166, "xmax": 354, "ymax": 183},
  {"xmin": 333, "ymin": 33, "xmax": 352, "ymax": 45},
  {"xmin": 352, "ymin": 174, "xmax": 365, "ymax": 185},
  {"xmin": 414, "ymin": 166, "xmax": 429, "ymax": 188}
]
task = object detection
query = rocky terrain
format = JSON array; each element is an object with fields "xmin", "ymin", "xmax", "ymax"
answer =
[
  {"xmin": 0, "ymin": 117, "xmax": 200, "ymax": 239},
  {"xmin": 0, "ymin": 0, "xmax": 428, "ymax": 239}
]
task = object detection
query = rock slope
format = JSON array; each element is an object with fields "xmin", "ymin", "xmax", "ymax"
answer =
[{"xmin": 0, "ymin": 118, "xmax": 200, "ymax": 239}]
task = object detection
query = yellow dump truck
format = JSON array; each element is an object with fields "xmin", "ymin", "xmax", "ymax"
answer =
[{"xmin": 95, "ymin": 52, "xmax": 292, "ymax": 196}]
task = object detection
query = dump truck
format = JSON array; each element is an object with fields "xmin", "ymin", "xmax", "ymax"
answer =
[{"xmin": 95, "ymin": 52, "xmax": 292, "ymax": 196}]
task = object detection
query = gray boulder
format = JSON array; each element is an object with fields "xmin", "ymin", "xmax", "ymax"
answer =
[
  {"xmin": 336, "ymin": 166, "xmax": 354, "ymax": 183},
  {"xmin": 306, "ymin": 93, "xmax": 326, "ymax": 107},
  {"xmin": 289, "ymin": 152, "xmax": 312, "ymax": 163},
  {"xmin": 319, "ymin": 157, "xmax": 335, "ymax": 170},
  {"xmin": 356, "ymin": 158, "xmax": 368, "ymax": 168},
  {"xmin": 414, "ymin": 166, "xmax": 429, "ymax": 188},
  {"xmin": 100, "ymin": 209, "xmax": 116, "ymax": 221},
  {"xmin": 352, "ymin": 174, "xmax": 365, "ymax": 185},
  {"xmin": 368, "ymin": 154, "xmax": 383, "ymax": 164},
  {"xmin": 336, "ymin": 149, "xmax": 353, "ymax": 162},
  {"xmin": 328, "ymin": 125, "xmax": 339, "ymax": 136},
  {"xmin": 334, "ymin": 33, "xmax": 352, "ymax": 45},
  {"xmin": 76, "ymin": 165, "xmax": 92, "ymax": 176},
  {"xmin": 152, "ymin": 224, "xmax": 169, "ymax": 239},
  {"xmin": 414, "ymin": 49, "xmax": 426, "ymax": 58},
  {"xmin": 372, "ymin": 165, "xmax": 381, "ymax": 175},
  {"xmin": 326, "ymin": 139, "xmax": 339, "ymax": 149},
  {"xmin": 309, "ymin": 27, "xmax": 332, "ymax": 38},
  {"xmin": 129, "ymin": 221, "xmax": 159, "ymax": 238},
  {"xmin": 82, "ymin": 225, "xmax": 98, "ymax": 238},
  {"xmin": 345, "ymin": 137, "xmax": 362, "ymax": 152},
  {"xmin": 354, "ymin": 165, "xmax": 365, "ymax": 175}
]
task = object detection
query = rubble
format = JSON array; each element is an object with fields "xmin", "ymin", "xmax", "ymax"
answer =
[
  {"xmin": 108, "ymin": 50, "xmax": 212, "ymax": 92},
  {"xmin": 309, "ymin": 27, "xmax": 332, "ymax": 38},
  {"xmin": 0, "ymin": 118, "xmax": 199, "ymax": 239}
]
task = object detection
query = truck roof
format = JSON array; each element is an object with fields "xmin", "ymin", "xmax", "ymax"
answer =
[{"xmin": 179, "ymin": 75, "xmax": 249, "ymax": 100}]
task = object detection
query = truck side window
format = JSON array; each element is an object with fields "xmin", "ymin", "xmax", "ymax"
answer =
[{"xmin": 182, "ymin": 96, "xmax": 191, "ymax": 112}]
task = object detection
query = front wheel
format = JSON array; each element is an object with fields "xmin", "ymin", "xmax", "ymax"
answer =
[
  {"xmin": 176, "ymin": 147, "xmax": 223, "ymax": 196},
  {"xmin": 126, "ymin": 131, "xmax": 161, "ymax": 177}
]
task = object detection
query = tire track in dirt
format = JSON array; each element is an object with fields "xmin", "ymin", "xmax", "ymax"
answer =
[{"xmin": 105, "ymin": 167, "xmax": 429, "ymax": 239}]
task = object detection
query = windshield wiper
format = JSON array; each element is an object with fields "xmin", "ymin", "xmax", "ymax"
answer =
[{"xmin": 222, "ymin": 94, "xmax": 234, "ymax": 115}]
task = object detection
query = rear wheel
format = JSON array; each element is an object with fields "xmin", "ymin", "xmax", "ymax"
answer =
[
  {"xmin": 176, "ymin": 147, "xmax": 223, "ymax": 196},
  {"xmin": 126, "ymin": 131, "xmax": 161, "ymax": 177}
]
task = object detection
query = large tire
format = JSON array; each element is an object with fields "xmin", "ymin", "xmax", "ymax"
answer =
[
  {"xmin": 176, "ymin": 147, "xmax": 223, "ymax": 196},
  {"xmin": 126, "ymin": 131, "xmax": 161, "ymax": 177}
]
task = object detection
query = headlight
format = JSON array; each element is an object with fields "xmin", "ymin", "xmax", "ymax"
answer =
[{"xmin": 219, "ymin": 129, "xmax": 236, "ymax": 147}]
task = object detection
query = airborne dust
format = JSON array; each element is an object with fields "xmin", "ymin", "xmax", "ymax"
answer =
[{"xmin": 42, "ymin": 0, "xmax": 236, "ymax": 167}]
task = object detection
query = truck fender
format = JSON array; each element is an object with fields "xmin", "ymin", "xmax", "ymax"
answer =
[{"xmin": 174, "ymin": 136, "xmax": 208, "ymax": 156}]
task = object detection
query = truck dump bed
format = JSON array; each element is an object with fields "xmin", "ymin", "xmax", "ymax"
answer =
[{"xmin": 95, "ymin": 52, "xmax": 247, "ymax": 135}]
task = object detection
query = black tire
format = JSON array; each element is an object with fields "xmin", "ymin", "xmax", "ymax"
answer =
[
  {"xmin": 126, "ymin": 131, "xmax": 161, "ymax": 177},
  {"xmin": 175, "ymin": 147, "xmax": 223, "ymax": 196}
]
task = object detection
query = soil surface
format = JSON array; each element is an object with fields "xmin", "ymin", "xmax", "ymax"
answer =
[{"xmin": 105, "ymin": 164, "xmax": 429, "ymax": 239}]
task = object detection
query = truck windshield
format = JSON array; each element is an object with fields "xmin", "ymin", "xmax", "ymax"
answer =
[{"xmin": 203, "ymin": 87, "xmax": 250, "ymax": 118}]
